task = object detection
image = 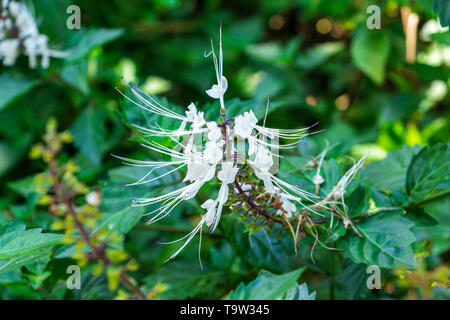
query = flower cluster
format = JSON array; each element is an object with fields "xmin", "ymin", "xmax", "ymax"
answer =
[
  {"xmin": 117, "ymin": 27, "xmax": 367, "ymax": 264},
  {"xmin": 0, "ymin": 0, "xmax": 63, "ymax": 68}
]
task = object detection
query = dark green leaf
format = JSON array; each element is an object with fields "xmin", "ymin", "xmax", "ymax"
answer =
[
  {"xmin": 297, "ymin": 42, "xmax": 345, "ymax": 71},
  {"xmin": 339, "ymin": 212, "xmax": 416, "ymax": 268},
  {"xmin": 406, "ymin": 143, "xmax": 450, "ymax": 202},
  {"xmin": 71, "ymin": 106, "xmax": 107, "ymax": 166},
  {"xmin": 66, "ymin": 28, "xmax": 124, "ymax": 62},
  {"xmin": 144, "ymin": 260, "xmax": 229, "ymax": 299},
  {"xmin": 0, "ymin": 223, "xmax": 62, "ymax": 260},
  {"xmin": 229, "ymin": 268, "xmax": 305, "ymax": 300},
  {"xmin": 433, "ymin": 0, "xmax": 450, "ymax": 27},
  {"xmin": 0, "ymin": 73, "xmax": 39, "ymax": 110},
  {"xmin": 351, "ymin": 28, "xmax": 390, "ymax": 85},
  {"xmin": 362, "ymin": 145, "xmax": 420, "ymax": 191}
]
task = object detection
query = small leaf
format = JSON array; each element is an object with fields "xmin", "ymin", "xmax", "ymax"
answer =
[
  {"xmin": 71, "ymin": 106, "xmax": 107, "ymax": 166},
  {"xmin": 337, "ymin": 261, "xmax": 375, "ymax": 300},
  {"xmin": 346, "ymin": 185, "xmax": 369, "ymax": 217},
  {"xmin": 433, "ymin": 0, "xmax": 450, "ymax": 27},
  {"xmin": 66, "ymin": 28, "xmax": 124, "ymax": 62},
  {"xmin": 0, "ymin": 72, "xmax": 39, "ymax": 110},
  {"xmin": 0, "ymin": 223, "xmax": 62, "ymax": 260},
  {"xmin": 61, "ymin": 60, "xmax": 89, "ymax": 95},
  {"xmin": 297, "ymin": 42, "xmax": 345, "ymax": 71},
  {"xmin": 406, "ymin": 143, "xmax": 450, "ymax": 202},
  {"xmin": 143, "ymin": 260, "xmax": 229, "ymax": 300},
  {"xmin": 362, "ymin": 145, "xmax": 420, "ymax": 191},
  {"xmin": 279, "ymin": 283, "xmax": 316, "ymax": 300},
  {"xmin": 0, "ymin": 248, "xmax": 52, "ymax": 275},
  {"xmin": 229, "ymin": 268, "xmax": 305, "ymax": 300},
  {"xmin": 351, "ymin": 28, "xmax": 390, "ymax": 85},
  {"xmin": 422, "ymin": 195, "xmax": 450, "ymax": 225}
]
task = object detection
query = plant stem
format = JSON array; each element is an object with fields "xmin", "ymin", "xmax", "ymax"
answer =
[
  {"xmin": 47, "ymin": 149, "xmax": 147, "ymax": 300},
  {"xmin": 233, "ymin": 180, "xmax": 284, "ymax": 225}
]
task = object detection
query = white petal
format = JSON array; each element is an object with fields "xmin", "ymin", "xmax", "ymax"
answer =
[
  {"xmin": 205, "ymin": 84, "xmax": 224, "ymax": 99},
  {"xmin": 220, "ymin": 76, "xmax": 228, "ymax": 92}
]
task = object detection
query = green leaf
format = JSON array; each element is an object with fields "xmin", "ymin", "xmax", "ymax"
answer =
[
  {"xmin": 297, "ymin": 42, "xmax": 345, "ymax": 71},
  {"xmin": 433, "ymin": 0, "xmax": 450, "ymax": 27},
  {"xmin": 0, "ymin": 248, "xmax": 52, "ymax": 275},
  {"xmin": 362, "ymin": 145, "xmax": 420, "ymax": 191},
  {"xmin": 0, "ymin": 73, "xmax": 39, "ymax": 110},
  {"xmin": 0, "ymin": 223, "xmax": 62, "ymax": 260},
  {"xmin": 23, "ymin": 270, "xmax": 52, "ymax": 290},
  {"xmin": 229, "ymin": 268, "xmax": 305, "ymax": 300},
  {"xmin": 422, "ymin": 195, "xmax": 450, "ymax": 225},
  {"xmin": 279, "ymin": 283, "xmax": 316, "ymax": 300},
  {"xmin": 71, "ymin": 106, "xmax": 107, "ymax": 166},
  {"xmin": 406, "ymin": 143, "xmax": 450, "ymax": 202},
  {"xmin": 143, "ymin": 260, "xmax": 230, "ymax": 299},
  {"xmin": 203, "ymin": 98, "xmax": 281, "ymax": 123},
  {"xmin": 346, "ymin": 185, "xmax": 369, "ymax": 218},
  {"xmin": 431, "ymin": 31, "xmax": 450, "ymax": 46},
  {"xmin": 371, "ymin": 188, "xmax": 408, "ymax": 208},
  {"xmin": 61, "ymin": 60, "xmax": 89, "ymax": 95},
  {"xmin": 351, "ymin": 28, "xmax": 390, "ymax": 85},
  {"xmin": 66, "ymin": 28, "xmax": 124, "ymax": 62},
  {"xmin": 224, "ymin": 18, "xmax": 264, "ymax": 50},
  {"xmin": 339, "ymin": 212, "xmax": 416, "ymax": 268},
  {"xmin": 337, "ymin": 261, "xmax": 375, "ymax": 300},
  {"xmin": 0, "ymin": 134, "xmax": 33, "ymax": 177},
  {"xmin": 96, "ymin": 165, "xmax": 181, "ymax": 235},
  {"xmin": 221, "ymin": 216, "xmax": 304, "ymax": 273}
]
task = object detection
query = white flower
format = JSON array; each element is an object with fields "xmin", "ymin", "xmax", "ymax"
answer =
[
  {"xmin": 234, "ymin": 109, "xmax": 315, "ymax": 157},
  {"xmin": 250, "ymin": 146, "xmax": 276, "ymax": 193},
  {"xmin": 209, "ymin": 161, "xmax": 238, "ymax": 232},
  {"xmin": 86, "ymin": 191, "xmax": 101, "ymax": 206},
  {"xmin": 205, "ymin": 24, "xmax": 228, "ymax": 111},
  {"xmin": 0, "ymin": 1, "xmax": 65, "ymax": 68},
  {"xmin": 203, "ymin": 140, "xmax": 223, "ymax": 165},
  {"xmin": 234, "ymin": 110, "xmax": 258, "ymax": 154},
  {"xmin": 202, "ymin": 199, "xmax": 218, "ymax": 227},
  {"xmin": 234, "ymin": 110, "xmax": 258, "ymax": 139},
  {"xmin": 116, "ymin": 25, "xmax": 359, "ymax": 265},
  {"xmin": 206, "ymin": 76, "xmax": 228, "ymax": 99},
  {"xmin": 184, "ymin": 156, "xmax": 213, "ymax": 183},
  {"xmin": 277, "ymin": 192, "xmax": 298, "ymax": 218},
  {"xmin": 0, "ymin": 38, "xmax": 19, "ymax": 66},
  {"xmin": 312, "ymin": 174, "xmax": 325, "ymax": 185},
  {"xmin": 331, "ymin": 154, "xmax": 367, "ymax": 207},
  {"xmin": 217, "ymin": 161, "xmax": 238, "ymax": 184},
  {"xmin": 0, "ymin": 1, "xmax": 66, "ymax": 68},
  {"xmin": 185, "ymin": 103, "xmax": 206, "ymax": 130},
  {"xmin": 24, "ymin": 34, "xmax": 50, "ymax": 69},
  {"xmin": 206, "ymin": 121, "xmax": 222, "ymax": 142}
]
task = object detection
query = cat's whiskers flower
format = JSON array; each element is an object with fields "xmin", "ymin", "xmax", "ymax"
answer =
[{"xmin": 115, "ymin": 25, "xmax": 368, "ymax": 264}]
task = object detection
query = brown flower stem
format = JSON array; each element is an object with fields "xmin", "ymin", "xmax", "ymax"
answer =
[
  {"xmin": 120, "ymin": 269, "xmax": 147, "ymax": 300},
  {"xmin": 233, "ymin": 180, "xmax": 283, "ymax": 225},
  {"xmin": 47, "ymin": 147, "xmax": 147, "ymax": 300}
]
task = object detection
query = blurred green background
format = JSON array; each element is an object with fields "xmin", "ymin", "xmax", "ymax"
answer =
[{"xmin": 0, "ymin": 0, "xmax": 448, "ymax": 300}]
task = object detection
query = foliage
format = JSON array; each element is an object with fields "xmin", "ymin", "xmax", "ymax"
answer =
[{"xmin": 0, "ymin": 0, "xmax": 448, "ymax": 300}]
